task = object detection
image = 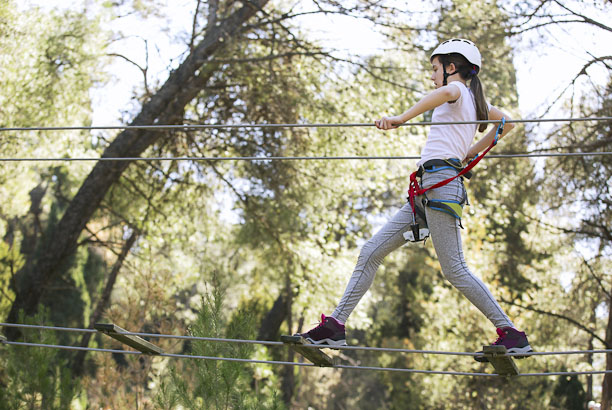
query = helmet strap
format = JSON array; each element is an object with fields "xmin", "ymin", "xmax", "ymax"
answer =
[{"xmin": 442, "ymin": 62, "xmax": 457, "ymax": 86}]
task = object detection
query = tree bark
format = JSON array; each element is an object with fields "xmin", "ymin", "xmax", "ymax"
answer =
[
  {"xmin": 5, "ymin": 0, "xmax": 270, "ymax": 335},
  {"xmin": 602, "ymin": 288, "xmax": 612, "ymax": 410},
  {"xmin": 281, "ymin": 274, "xmax": 295, "ymax": 406},
  {"xmin": 257, "ymin": 292, "xmax": 288, "ymax": 341},
  {"xmin": 71, "ymin": 230, "xmax": 139, "ymax": 376},
  {"xmin": 256, "ymin": 284, "xmax": 294, "ymax": 405}
]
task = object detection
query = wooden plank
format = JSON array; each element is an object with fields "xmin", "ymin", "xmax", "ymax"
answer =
[
  {"xmin": 483, "ymin": 345, "xmax": 519, "ymax": 376},
  {"xmin": 94, "ymin": 323, "xmax": 163, "ymax": 355},
  {"xmin": 281, "ymin": 335, "xmax": 334, "ymax": 367}
]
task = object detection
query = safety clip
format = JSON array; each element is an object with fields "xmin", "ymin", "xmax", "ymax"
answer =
[{"xmin": 403, "ymin": 223, "xmax": 430, "ymax": 242}]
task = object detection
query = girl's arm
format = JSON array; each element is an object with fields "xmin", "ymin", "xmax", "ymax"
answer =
[
  {"xmin": 464, "ymin": 106, "xmax": 515, "ymax": 160},
  {"xmin": 375, "ymin": 84, "xmax": 461, "ymax": 130}
]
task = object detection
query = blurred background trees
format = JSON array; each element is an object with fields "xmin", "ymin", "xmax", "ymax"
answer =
[{"xmin": 0, "ymin": 0, "xmax": 610, "ymax": 408}]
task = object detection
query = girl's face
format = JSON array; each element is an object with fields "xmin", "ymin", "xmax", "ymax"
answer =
[{"xmin": 430, "ymin": 56, "xmax": 445, "ymax": 89}]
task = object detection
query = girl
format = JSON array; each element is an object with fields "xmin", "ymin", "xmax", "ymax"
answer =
[{"xmin": 298, "ymin": 39, "xmax": 532, "ymax": 360}]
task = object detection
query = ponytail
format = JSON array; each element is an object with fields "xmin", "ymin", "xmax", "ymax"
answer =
[
  {"xmin": 470, "ymin": 74, "xmax": 488, "ymax": 133},
  {"xmin": 439, "ymin": 53, "xmax": 489, "ymax": 132}
]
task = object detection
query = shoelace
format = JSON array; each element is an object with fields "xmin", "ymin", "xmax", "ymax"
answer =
[
  {"xmin": 493, "ymin": 328, "xmax": 508, "ymax": 345},
  {"xmin": 308, "ymin": 314, "xmax": 328, "ymax": 332}
]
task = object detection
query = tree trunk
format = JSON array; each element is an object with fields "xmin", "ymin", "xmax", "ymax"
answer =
[
  {"xmin": 281, "ymin": 273, "xmax": 295, "ymax": 406},
  {"xmin": 587, "ymin": 308, "xmax": 595, "ymax": 404},
  {"xmin": 257, "ymin": 292, "xmax": 288, "ymax": 341},
  {"xmin": 601, "ymin": 287, "xmax": 612, "ymax": 410},
  {"xmin": 5, "ymin": 0, "xmax": 269, "ymax": 336},
  {"xmin": 71, "ymin": 230, "xmax": 139, "ymax": 376}
]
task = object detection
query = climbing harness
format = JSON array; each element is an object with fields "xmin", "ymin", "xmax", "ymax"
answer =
[{"xmin": 404, "ymin": 118, "xmax": 505, "ymax": 242}]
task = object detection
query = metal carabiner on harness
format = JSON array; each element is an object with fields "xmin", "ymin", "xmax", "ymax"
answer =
[
  {"xmin": 403, "ymin": 220, "xmax": 430, "ymax": 242},
  {"xmin": 404, "ymin": 171, "xmax": 430, "ymax": 243}
]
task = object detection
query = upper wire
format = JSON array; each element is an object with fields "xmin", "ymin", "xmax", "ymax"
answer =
[{"xmin": 0, "ymin": 116, "xmax": 610, "ymax": 132}]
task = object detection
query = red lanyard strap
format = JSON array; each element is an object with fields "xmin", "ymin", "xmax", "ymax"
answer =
[{"xmin": 408, "ymin": 117, "xmax": 505, "ymax": 212}]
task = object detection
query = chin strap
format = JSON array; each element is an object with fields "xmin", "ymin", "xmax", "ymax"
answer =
[{"xmin": 442, "ymin": 62, "xmax": 457, "ymax": 86}]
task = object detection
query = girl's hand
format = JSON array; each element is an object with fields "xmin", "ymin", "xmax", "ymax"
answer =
[
  {"xmin": 375, "ymin": 116, "xmax": 399, "ymax": 130},
  {"xmin": 463, "ymin": 148, "xmax": 479, "ymax": 164}
]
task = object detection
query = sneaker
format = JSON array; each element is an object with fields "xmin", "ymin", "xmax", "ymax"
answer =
[
  {"xmin": 297, "ymin": 314, "xmax": 347, "ymax": 346},
  {"xmin": 474, "ymin": 327, "xmax": 533, "ymax": 362}
]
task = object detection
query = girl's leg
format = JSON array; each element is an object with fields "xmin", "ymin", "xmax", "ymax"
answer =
[
  {"xmin": 425, "ymin": 177, "xmax": 514, "ymax": 329},
  {"xmin": 331, "ymin": 202, "xmax": 417, "ymax": 323}
]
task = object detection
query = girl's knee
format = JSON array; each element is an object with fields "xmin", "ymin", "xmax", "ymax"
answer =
[
  {"xmin": 360, "ymin": 239, "xmax": 378, "ymax": 258},
  {"xmin": 441, "ymin": 262, "xmax": 472, "ymax": 286},
  {"xmin": 359, "ymin": 239, "xmax": 387, "ymax": 265}
]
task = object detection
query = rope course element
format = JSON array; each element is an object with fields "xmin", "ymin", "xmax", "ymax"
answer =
[
  {"xmin": 1, "ymin": 116, "xmax": 610, "ymax": 162},
  {"xmin": 0, "ymin": 339, "xmax": 496, "ymax": 377},
  {"xmin": 0, "ymin": 322, "xmax": 478, "ymax": 356},
  {"xmin": 2, "ymin": 152, "xmax": 612, "ymax": 163},
  {"xmin": 2, "ymin": 118, "xmax": 610, "ymax": 376},
  {"xmin": 1, "ymin": 323, "xmax": 611, "ymax": 377},
  {"xmin": 0, "ymin": 116, "xmax": 610, "ymax": 132}
]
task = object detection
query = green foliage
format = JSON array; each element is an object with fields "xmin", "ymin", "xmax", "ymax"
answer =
[
  {"xmin": 156, "ymin": 285, "xmax": 284, "ymax": 410},
  {"xmin": 532, "ymin": 76, "xmax": 612, "ymax": 406},
  {"xmin": 1, "ymin": 0, "xmax": 108, "ymax": 325},
  {"xmin": 0, "ymin": 0, "xmax": 106, "ymax": 211},
  {"xmin": 0, "ymin": 309, "xmax": 80, "ymax": 409},
  {"xmin": 16, "ymin": 178, "xmax": 107, "ymax": 335},
  {"xmin": 554, "ymin": 375, "xmax": 587, "ymax": 410},
  {"xmin": 1, "ymin": 0, "xmax": 608, "ymax": 408},
  {"xmin": 0, "ymin": 238, "xmax": 22, "ymax": 319}
]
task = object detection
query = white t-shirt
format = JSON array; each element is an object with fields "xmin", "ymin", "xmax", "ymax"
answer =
[{"xmin": 417, "ymin": 81, "xmax": 482, "ymax": 166}]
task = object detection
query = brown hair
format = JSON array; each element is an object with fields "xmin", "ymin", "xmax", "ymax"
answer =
[{"xmin": 439, "ymin": 53, "xmax": 489, "ymax": 132}]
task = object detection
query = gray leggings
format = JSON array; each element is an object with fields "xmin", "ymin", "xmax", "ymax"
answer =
[{"xmin": 331, "ymin": 168, "xmax": 513, "ymax": 329}]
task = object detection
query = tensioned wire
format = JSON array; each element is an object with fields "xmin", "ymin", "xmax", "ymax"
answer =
[
  {"xmin": 1, "ymin": 152, "xmax": 611, "ymax": 162},
  {"xmin": 2, "ymin": 339, "xmax": 611, "ymax": 378},
  {"xmin": 1, "ymin": 322, "xmax": 609, "ymax": 358},
  {"xmin": 0, "ymin": 116, "xmax": 610, "ymax": 132},
  {"xmin": 0, "ymin": 340, "xmax": 496, "ymax": 377},
  {"xmin": 1, "ymin": 116, "xmax": 609, "ymax": 162}
]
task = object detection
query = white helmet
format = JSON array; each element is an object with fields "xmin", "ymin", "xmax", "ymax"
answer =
[{"xmin": 430, "ymin": 38, "xmax": 482, "ymax": 69}]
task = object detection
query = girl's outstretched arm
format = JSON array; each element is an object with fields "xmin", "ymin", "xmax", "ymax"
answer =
[
  {"xmin": 375, "ymin": 84, "xmax": 461, "ymax": 130},
  {"xmin": 464, "ymin": 106, "xmax": 515, "ymax": 160}
]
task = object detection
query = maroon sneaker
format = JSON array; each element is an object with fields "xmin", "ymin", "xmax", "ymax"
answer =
[
  {"xmin": 297, "ymin": 314, "xmax": 347, "ymax": 346},
  {"xmin": 475, "ymin": 327, "xmax": 533, "ymax": 362}
]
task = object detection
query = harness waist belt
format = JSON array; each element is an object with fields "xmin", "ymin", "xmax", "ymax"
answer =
[{"xmin": 416, "ymin": 158, "xmax": 472, "ymax": 179}]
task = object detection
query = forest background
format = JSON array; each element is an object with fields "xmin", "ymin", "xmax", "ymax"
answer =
[{"xmin": 0, "ymin": 0, "xmax": 611, "ymax": 409}]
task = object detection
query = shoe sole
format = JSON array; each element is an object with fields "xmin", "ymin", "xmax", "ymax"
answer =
[
  {"xmin": 509, "ymin": 345, "xmax": 534, "ymax": 359},
  {"xmin": 474, "ymin": 345, "xmax": 534, "ymax": 362},
  {"xmin": 303, "ymin": 337, "xmax": 347, "ymax": 347}
]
